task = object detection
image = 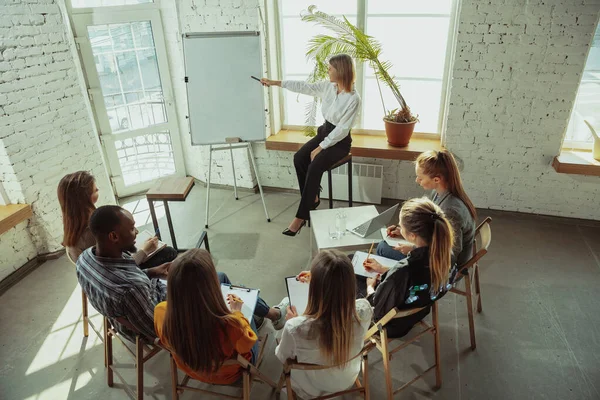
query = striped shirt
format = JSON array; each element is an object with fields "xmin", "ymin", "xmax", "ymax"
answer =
[{"xmin": 76, "ymin": 247, "xmax": 167, "ymax": 342}]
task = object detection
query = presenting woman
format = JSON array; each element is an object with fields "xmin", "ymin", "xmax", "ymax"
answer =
[{"xmin": 261, "ymin": 54, "xmax": 361, "ymax": 236}]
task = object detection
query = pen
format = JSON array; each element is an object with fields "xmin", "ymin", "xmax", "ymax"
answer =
[
  {"xmin": 250, "ymin": 75, "xmax": 261, "ymax": 82},
  {"xmin": 366, "ymin": 241, "xmax": 375, "ymax": 260}
]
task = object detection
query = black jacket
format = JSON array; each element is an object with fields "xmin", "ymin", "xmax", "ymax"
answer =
[{"xmin": 366, "ymin": 246, "xmax": 449, "ymax": 338}]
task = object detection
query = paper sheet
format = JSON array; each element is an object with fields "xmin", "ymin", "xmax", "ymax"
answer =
[
  {"xmin": 221, "ymin": 284, "xmax": 259, "ymax": 322},
  {"xmin": 285, "ymin": 276, "xmax": 310, "ymax": 316},
  {"xmin": 352, "ymin": 251, "xmax": 399, "ymax": 278},
  {"xmin": 380, "ymin": 228, "xmax": 413, "ymax": 247}
]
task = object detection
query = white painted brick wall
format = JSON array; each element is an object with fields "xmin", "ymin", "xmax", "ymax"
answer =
[
  {"xmin": 0, "ymin": 221, "xmax": 37, "ymax": 282},
  {"xmin": 168, "ymin": 0, "xmax": 600, "ymax": 220},
  {"xmin": 0, "ymin": 0, "xmax": 113, "ymax": 277}
]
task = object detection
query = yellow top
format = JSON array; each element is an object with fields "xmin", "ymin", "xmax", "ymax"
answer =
[{"xmin": 154, "ymin": 301, "xmax": 257, "ymax": 384}]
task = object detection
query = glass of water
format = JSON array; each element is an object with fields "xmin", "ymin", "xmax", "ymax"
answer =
[{"xmin": 329, "ymin": 225, "xmax": 339, "ymax": 239}]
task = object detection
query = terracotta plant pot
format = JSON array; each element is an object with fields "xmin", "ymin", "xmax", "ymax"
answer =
[{"xmin": 383, "ymin": 119, "xmax": 417, "ymax": 147}]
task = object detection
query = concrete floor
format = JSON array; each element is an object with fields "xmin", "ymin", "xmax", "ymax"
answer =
[{"xmin": 1, "ymin": 184, "xmax": 600, "ymax": 400}]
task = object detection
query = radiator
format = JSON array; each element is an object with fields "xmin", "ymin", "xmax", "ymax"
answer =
[{"xmin": 320, "ymin": 162, "xmax": 383, "ymax": 204}]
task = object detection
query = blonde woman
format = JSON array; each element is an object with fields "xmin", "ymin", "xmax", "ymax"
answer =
[
  {"xmin": 380, "ymin": 149, "xmax": 476, "ymax": 267},
  {"xmin": 364, "ymin": 198, "xmax": 455, "ymax": 337},
  {"xmin": 261, "ymin": 54, "xmax": 361, "ymax": 236},
  {"xmin": 275, "ymin": 250, "xmax": 372, "ymax": 399}
]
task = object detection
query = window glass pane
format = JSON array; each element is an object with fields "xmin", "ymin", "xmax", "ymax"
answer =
[
  {"xmin": 71, "ymin": 0, "xmax": 152, "ymax": 8},
  {"xmin": 282, "ymin": 17, "xmax": 357, "ymax": 76},
  {"xmin": 366, "ymin": 17, "xmax": 450, "ymax": 79},
  {"xmin": 115, "ymin": 132, "xmax": 176, "ymax": 186},
  {"xmin": 367, "ymin": 0, "xmax": 452, "ymax": 15},
  {"xmin": 363, "ymin": 78, "xmax": 442, "ymax": 133},
  {"xmin": 282, "ymin": 75, "xmax": 324, "ymax": 126},
  {"xmin": 564, "ymin": 24, "xmax": 600, "ymax": 145},
  {"xmin": 281, "ymin": 0, "xmax": 357, "ymax": 17},
  {"xmin": 87, "ymin": 21, "xmax": 167, "ymax": 133}
]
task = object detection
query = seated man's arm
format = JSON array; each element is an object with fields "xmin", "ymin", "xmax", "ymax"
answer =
[{"xmin": 123, "ymin": 287, "xmax": 159, "ymax": 340}]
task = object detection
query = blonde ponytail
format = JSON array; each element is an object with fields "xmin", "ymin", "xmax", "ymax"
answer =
[{"xmin": 400, "ymin": 198, "xmax": 455, "ymax": 295}]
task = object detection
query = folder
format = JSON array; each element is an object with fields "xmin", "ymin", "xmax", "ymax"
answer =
[
  {"xmin": 285, "ymin": 276, "xmax": 310, "ymax": 316},
  {"xmin": 136, "ymin": 229, "xmax": 168, "ymax": 259},
  {"xmin": 221, "ymin": 283, "xmax": 260, "ymax": 322}
]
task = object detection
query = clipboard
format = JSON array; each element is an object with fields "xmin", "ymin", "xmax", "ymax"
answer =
[
  {"xmin": 351, "ymin": 251, "xmax": 398, "ymax": 278},
  {"xmin": 220, "ymin": 283, "xmax": 259, "ymax": 322},
  {"xmin": 285, "ymin": 276, "xmax": 310, "ymax": 316}
]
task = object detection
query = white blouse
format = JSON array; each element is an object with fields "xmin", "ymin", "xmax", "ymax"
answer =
[
  {"xmin": 281, "ymin": 80, "xmax": 361, "ymax": 149},
  {"xmin": 275, "ymin": 299, "xmax": 373, "ymax": 399}
]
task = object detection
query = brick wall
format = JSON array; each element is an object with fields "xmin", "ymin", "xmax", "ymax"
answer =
[
  {"xmin": 171, "ymin": 0, "xmax": 600, "ymax": 220},
  {"xmin": 0, "ymin": 0, "xmax": 113, "ymax": 276},
  {"xmin": 162, "ymin": 0, "xmax": 264, "ymax": 189}
]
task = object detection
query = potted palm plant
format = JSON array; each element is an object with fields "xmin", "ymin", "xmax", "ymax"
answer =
[{"xmin": 301, "ymin": 6, "xmax": 418, "ymax": 147}]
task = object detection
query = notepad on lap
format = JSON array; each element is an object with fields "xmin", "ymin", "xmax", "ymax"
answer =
[
  {"xmin": 352, "ymin": 251, "xmax": 398, "ymax": 278},
  {"xmin": 136, "ymin": 229, "xmax": 168, "ymax": 259},
  {"xmin": 380, "ymin": 228, "xmax": 413, "ymax": 247},
  {"xmin": 221, "ymin": 284, "xmax": 260, "ymax": 322},
  {"xmin": 285, "ymin": 276, "xmax": 309, "ymax": 316}
]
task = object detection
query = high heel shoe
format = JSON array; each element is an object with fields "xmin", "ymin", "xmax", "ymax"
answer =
[
  {"xmin": 282, "ymin": 220, "xmax": 307, "ymax": 237},
  {"xmin": 312, "ymin": 199, "xmax": 320, "ymax": 210}
]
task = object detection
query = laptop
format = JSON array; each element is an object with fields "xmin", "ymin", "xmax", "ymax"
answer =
[{"xmin": 346, "ymin": 204, "xmax": 399, "ymax": 238}]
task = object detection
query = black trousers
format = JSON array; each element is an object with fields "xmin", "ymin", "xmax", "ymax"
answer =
[{"xmin": 293, "ymin": 121, "xmax": 351, "ymax": 220}]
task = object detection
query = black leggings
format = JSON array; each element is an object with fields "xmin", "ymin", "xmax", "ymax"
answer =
[{"xmin": 293, "ymin": 121, "xmax": 351, "ymax": 220}]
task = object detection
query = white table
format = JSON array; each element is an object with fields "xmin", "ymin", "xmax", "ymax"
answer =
[{"xmin": 309, "ymin": 205, "xmax": 385, "ymax": 254}]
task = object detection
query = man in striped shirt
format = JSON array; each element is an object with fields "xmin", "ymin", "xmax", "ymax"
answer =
[{"xmin": 76, "ymin": 205, "xmax": 171, "ymax": 342}]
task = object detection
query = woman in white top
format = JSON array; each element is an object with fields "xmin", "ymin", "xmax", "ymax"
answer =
[
  {"xmin": 261, "ymin": 54, "xmax": 361, "ymax": 236},
  {"xmin": 275, "ymin": 250, "xmax": 373, "ymax": 399}
]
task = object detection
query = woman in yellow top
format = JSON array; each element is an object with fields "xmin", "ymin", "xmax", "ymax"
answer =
[{"xmin": 154, "ymin": 249, "xmax": 258, "ymax": 384}]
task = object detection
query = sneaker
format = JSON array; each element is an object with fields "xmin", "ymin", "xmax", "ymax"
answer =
[{"xmin": 272, "ymin": 297, "xmax": 290, "ymax": 330}]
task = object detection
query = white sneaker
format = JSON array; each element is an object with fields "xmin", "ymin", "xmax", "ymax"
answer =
[{"xmin": 272, "ymin": 297, "xmax": 290, "ymax": 330}]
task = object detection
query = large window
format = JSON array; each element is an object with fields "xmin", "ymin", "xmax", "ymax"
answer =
[
  {"xmin": 277, "ymin": 0, "xmax": 457, "ymax": 135},
  {"xmin": 563, "ymin": 23, "xmax": 600, "ymax": 150}
]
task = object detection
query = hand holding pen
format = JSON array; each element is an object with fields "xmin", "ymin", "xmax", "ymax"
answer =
[{"xmin": 227, "ymin": 294, "xmax": 244, "ymax": 312}]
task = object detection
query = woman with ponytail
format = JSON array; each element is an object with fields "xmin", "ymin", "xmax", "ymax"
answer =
[
  {"xmin": 378, "ymin": 149, "xmax": 476, "ymax": 267},
  {"xmin": 363, "ymin": 198, "xmax": 455, "ymax": 338}
]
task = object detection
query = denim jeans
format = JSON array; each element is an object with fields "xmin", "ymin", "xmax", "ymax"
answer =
[
  {"xmin": 376, "ymin": 241, "xmax": 407, "ymax": 261},
  {"xmin": 217, "ymin": 272, "xmax": 270, "ymax": 318}
]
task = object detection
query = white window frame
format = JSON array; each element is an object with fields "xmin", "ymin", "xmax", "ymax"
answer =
[
  {"xmin": 68, "ymin": 2, "xmax": 185, "ymax": 197},
  {"xmin": 268, "ymin": 0, "xmax": 459, "ymax": 139}
]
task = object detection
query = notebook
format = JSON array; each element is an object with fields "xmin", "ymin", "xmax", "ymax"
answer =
[
  {"xmin": 380, "ymin": 228, "xmax": 413, "ymax": 248},
  {"xmin": 220, "ymin": 284, "xmax": 260, "ymax": 322},
  {"xmin": 136, "ymin": 229, "xmax": 168, "ymax": 259},
  {"xmin": 351, "ymin": 251, "xmax": 399, "ymax": 278},
  {"xmin": 285, "ymin": 276, "xmax": 310, "ymax": 316}
]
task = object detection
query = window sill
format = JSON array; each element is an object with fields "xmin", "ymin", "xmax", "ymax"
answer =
[
  {"xmin": 0, "ymin": 204, "xmax": 33, "ymax": 235},
  {"xmin": 265, "ymin": 129, "xmax": 442, "ymax": 160},
  {"xmin": 552, "ymin": 150, "xmax": 600, "ymax": 177}
]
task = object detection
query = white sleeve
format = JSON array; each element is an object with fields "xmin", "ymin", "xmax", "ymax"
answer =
[
  {"xmin": 355, "ymin": 298, "xmax": 374, "ymax": 330},
  {"xmin": 319, "ymin": 95, "xmax": 360, "ymax": 149},
  {"xmin": 275, "ymin": 323, "xmax": 297, "ymax": 363},
  {"xmin": 281, "ymin": 80, "xmax": 329, "ymax": 98}
]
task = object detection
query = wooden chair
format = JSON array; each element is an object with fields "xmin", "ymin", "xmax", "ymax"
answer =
[
  {"xmin": 365, "ymin": 303, "xmax": 441, "ymax": 399},
  {"xmin": 104, "ymin": 316, "xmax": 164, "ymax": 400},
  {"xmin": 277, "ymin": 341, "xmax": 375, "ymax": 400},
  {"xmin": 326, "ymin": 153, "xmax": 353, "ymax": 208},
  {"xmin": 450, "ymin": 216, "xmax": 492, "ymax": 350},
  {"xmin": 66, "ymin": 251, "xmax": 104, "ymax": 343},
  {"xmin": 170, "ymin": 333, "xmax": 278, "ymax": 399}
]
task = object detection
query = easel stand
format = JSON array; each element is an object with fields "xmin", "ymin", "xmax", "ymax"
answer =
[{"xmin": 204, "ymin": 142, "xmax": 271, "ymax": 228}]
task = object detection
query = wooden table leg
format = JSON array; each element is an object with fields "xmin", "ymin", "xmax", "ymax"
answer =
[
  {"xmin": 147, "ymin": 199, "xmax": 160, "ymax": 240},
  {"xmin": 164, "ymin": 200, "xmax": 178, "ymax": 251}
]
